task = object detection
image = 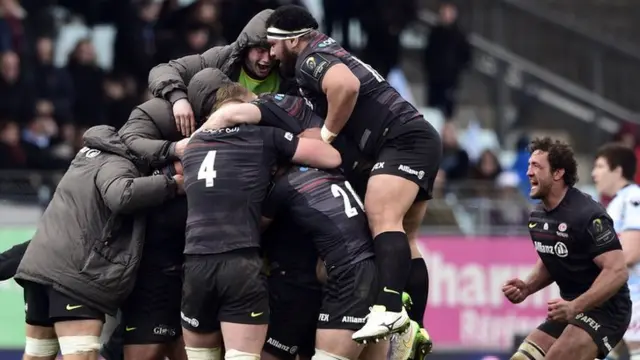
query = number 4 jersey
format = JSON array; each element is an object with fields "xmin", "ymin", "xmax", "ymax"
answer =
[
  {"xmin": 182, "ymin": 125, "xmax": 298, "ymax": 255},
  {"xmin": 263, "ymin": 166, "xmax": 374, "ymax": 268},
  {"xmin": 294, "ymin": 33, "xmax": 425, "ymax": 157}
]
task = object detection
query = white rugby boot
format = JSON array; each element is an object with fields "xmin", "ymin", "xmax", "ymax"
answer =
[{"xmin": 352, "ymin": 305, "xmax": 410, "ymax": 344}]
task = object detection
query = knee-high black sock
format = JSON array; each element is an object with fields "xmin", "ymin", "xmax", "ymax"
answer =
[
  {"xmin": 405, "ymin": 259, "xmax": 428, "ymax": 327},
  {"xmin": 374, "ymin": 231, "xmax": 412, "ymax": 312}
]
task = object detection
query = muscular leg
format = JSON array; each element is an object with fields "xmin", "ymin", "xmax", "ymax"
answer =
[
  {"xmin": 510, "ymin": 329, "xmax": 555, "ymax": 359},
  {"xmin": 315, "ymin": 329, "xmax": 363, "ymax": 360},
  {"xmin": 545, "ymin": 325, "xmax": 598, "ymax": 360},
  {"xmin": 365, "ymin": 174, "xmax": 418, "ymax": 312},
  {"xmin": 182, "ymin": 330, "xmax": 222, "ymax": 360},
  {"xmin": 55, "ymin": 319, "xmax": 104, "ymax": 360},
  {"xmin": 23, "ymin": 325, "xmax": 58, "ymax": 360},
  {"xmin": 220, "ymin": 322, "xmax": 267, "ymax": 358}
]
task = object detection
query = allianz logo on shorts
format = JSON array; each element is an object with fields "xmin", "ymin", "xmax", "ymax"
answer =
[
  {"xmin": 341, "ymin": 316, "xmax": 366, "ymax": 324},
  {"xmin": 153, "ymin": 325, "xmax": 177, "ymax": 337},
  {"xmin": 266, "ymin": 337, "xmax": 298, "ymax": 355},
  {"xmin": 534, "ymin": 241, "xmax": 568, "ymax": 258},
  {"xmin": 575, "ymin": 313, "xmax": 601, "ymax": 331},
  {"xmin": 398, "ymin": 165, "xmax": 425, "ymax": 180},
  {"xmin": 181, "ymin": 312, "xmax": 199, "ymax": 328}
]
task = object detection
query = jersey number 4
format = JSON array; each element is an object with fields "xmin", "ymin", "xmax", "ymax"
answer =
[
  {"xmin": 331, "ymin": 181, "xmax": 365, "ymax": 218},
  {"xmin": 198, "ymin": 150, "xmax": 217, "ymax": 187}
]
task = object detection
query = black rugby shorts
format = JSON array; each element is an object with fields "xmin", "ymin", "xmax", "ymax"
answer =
[
  {"xmin": 264, "ymin": 270, "xmax": 322, "ymax": 359},
  {"xmin": 22, "ymin": 280, "xmax": 104, "ymax": 326},
  {"xmin": 369, "ymin": 117, "xmax": 442, "ymax": 201},
  {"xmin": 181, "ymin": 249, "xmax": 269, "ymax": 333},
  {"xmin": 317, "ymin": 258, "xmax": 377, "ymax": 331},
  {"xmin": 537, "ymin": 298, "xmax": 631, "ymax": 359},
  {"xmin": 120, "ymin": 264, "xmax": 182, "ymax": 344}
]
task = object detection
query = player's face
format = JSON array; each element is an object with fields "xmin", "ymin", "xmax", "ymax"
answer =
[
  {"xmin": 592, "ymin": 156, "xmax": 619, "ymax": 197},
  {"xmin": 527, "ymin": 150, "xmax": 553, "ymax": 199},
  {"xmin": 244, "ymin": 47, "xmax": 274, "ymax": 78},
  {"xmin": 268, "ymin": 39, "xmax": 298, "ymax": 74}
]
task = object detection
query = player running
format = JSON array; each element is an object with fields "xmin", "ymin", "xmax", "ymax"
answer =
[
  {"xmin": 592, "ymin": 143, "xmax": 640, "ymax": 360},
  {"xmin": 504, "ymin": 138, "xmax": 630, "ymax": 360},
  {"xmin": 180, "ymin": 104, "xmax": 341, "ymax": 360},
  {"xmin": 264, "ymin": 5, "xmax": 441, "ymax": 342}
]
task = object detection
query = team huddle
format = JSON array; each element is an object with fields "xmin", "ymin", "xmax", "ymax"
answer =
[{"xmin": 0, "ymin": 5, "xmax": 636, "ymax": 360}]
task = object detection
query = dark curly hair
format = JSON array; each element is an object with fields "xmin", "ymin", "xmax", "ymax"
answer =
[
  {"xmin": 265, "ymin": 5, "xmax": 319, "ymax": 32},
  {"xmin": 529, "ymin": 137, "xmax": 579, "ymax": 187}
]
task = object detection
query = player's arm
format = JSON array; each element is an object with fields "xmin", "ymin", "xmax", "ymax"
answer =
[
  {"xmin": 572, "ymin": 216, "xmax": 629, "ymax": 313},
  {"xmin": 261, "ymin": 178, "xmax": 287, "ymax": 232},
  {"xmin": 300, "ymin": 53, "xmax": 359, "ymax": 143},
  {"xmin": 268, "ymin": 127, "xmax": 342, "ymax": 169},
  {"xmin": 201, "ymin": 103, "xmax": 263, "ymax": 130},
  {"xmin": 0, "ymin": 240, "xmax": 30, "ymax": 281},
  {"xmin": 95, "ymin": 157, "xmax": 180, "ymax": 214},
  {"xmin": 618, "ymin": 196, "xmax": 640, "ymax": 266},
  {"xmin": 524, "ymin": 259, "xmax": 554, "ymax": 295},
  {"xmin": 620, "ymin": 230, "xmax": 640, "ymax": 267}
]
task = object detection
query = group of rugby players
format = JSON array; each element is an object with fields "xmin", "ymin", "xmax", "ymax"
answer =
[{"xmin": 0, "ymin": 5, "xmax": 441, "ymax": 360}]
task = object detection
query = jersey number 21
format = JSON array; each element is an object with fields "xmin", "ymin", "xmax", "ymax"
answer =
[{"xmin": 331, "ymin": 181, "xmax": 365, "ymax": 218}]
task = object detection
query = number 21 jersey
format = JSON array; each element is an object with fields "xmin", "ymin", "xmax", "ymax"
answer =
[{"xmin": 182, "ymin": 125, "xmax": 298, "ymax": 255}]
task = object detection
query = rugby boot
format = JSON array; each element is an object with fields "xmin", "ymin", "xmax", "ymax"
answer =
[
  {"xmin": 389, "ymin": 320, "xmax": 420, "ymax": 360},
  {"xmin": 411, "ymin": 327, "xmax": 433, "ymax": 360},
  {"xmin": 352, "ymin": 305, "xmax": 410, "ymax": 344}
]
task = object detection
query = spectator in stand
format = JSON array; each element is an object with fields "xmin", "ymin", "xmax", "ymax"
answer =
[
  {"xmin": 168, "ymin": 22, "xmax": 215, "ymax": 60},
  {"xmin": 489, "ymin": 171, "xmax": 529, "ymax": 231},
  {"xmin": 31, "ymin": 36, "xmax": 74, "ymax": 123},
  {"xmin": 322, "ymin": 0, "xmax": 356, "ymax": 50},
  {"xmin": 468, "ymin": 149, "xmax": 503, "ymax": 197},
  {"xmin": 113, "ymin": 0, "xmax": 162, "ymax": 89},
  {"xmin": 440, "ymin": 122, "xmax": 470, "ymax": 182},
  {"xmin": 20, "ymin": 104, "xmax": 69, "ymax": 170},
  {"xmin": 424, "ymin": 1, "xmax": 471, "ymax": 120},
  {"xmin": 103, "ymin": 74, "xmax": 138, "ymax": 130},
  {"xmin": 0, "ymin": 120, "xmax": 26, "ymax": 169},
  {"xmin": 0, "ymin": 50, "xmax": 32, "ymax": 122},
  {"xmin": 67, "ymin": 38, "xmax": 106, "ymax": 127},
  {"xmin": 0, "ymin": 0, "xmax": 26, "ymax": 54}
]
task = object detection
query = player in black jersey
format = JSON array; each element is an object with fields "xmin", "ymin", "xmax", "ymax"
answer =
[
  {"xmin": 265, "ymin": 5, "xmax": 441, "ymax": 341},
  {"xmin": 504, "ymin": 138, "xmax": 630, "ymax": 360},
  {"xmin": 262, "ymin": 166, "xmax": 380, "ymax": 360},
  {"xmin": 180, "ymin": 112, "xmax": 341, "ymax": 360}
]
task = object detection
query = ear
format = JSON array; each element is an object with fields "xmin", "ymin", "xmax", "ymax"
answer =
[
  {"xmin": 553, "ymin": 168, "xmax": 565, "ymax": 182},
  {"xmin": 289, "ymin": 38, "xmax": 299, "ymax": 48}
]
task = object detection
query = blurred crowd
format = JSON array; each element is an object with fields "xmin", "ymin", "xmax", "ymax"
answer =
[{"xmin": 0, "ymin": 0, "xmax": 423, "ymax": 171}]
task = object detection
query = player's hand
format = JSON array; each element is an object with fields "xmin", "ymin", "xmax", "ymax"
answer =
[
  {"xmin": 172, "ymin": 161, "xmax": 183, "ymax": 175},
  {"xmin": 299, "ymin": 127, "xmax": 322, "ymax": 140},
  {"xmin": 547, "ymin": 299, "xmax": 576, "ymax": 322},
  {"xmin": 502, "ymin": 278, "xmax": 529, "ymax": 304},
  {"xmin": 174, "ymin": 138, "xmax": 189, "ymax": 159},
  {"xmin": 173, "ymin": 174, "xmax": 185, "ymax": 195},
  {"xmin": 173, "ymin": 99, "xmax": 195, "ymax": 137}
]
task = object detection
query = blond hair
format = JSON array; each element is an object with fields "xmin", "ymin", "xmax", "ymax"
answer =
[{"xmin": 212, "ymin": 83, "xmax": 251, "ymax": 112}]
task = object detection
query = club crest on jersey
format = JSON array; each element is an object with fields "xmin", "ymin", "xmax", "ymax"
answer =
[{"xmin": 558, "ymin": 223, "xmax": 567, "ymax": 232}]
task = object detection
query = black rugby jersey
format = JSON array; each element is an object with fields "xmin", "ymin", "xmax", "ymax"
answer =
[
  {"xmin": 182, "ymin": 125, "xmax": 298, "ymax": 255},
  {"xmin": 294, "ymin": 32, "xmax": 428, "ymax": 157},
  {"xmin": 529, "ymin": 187, "xmax": 629, "ymax": 302},
  {"xmin": 263, "ymin": 166, "xmax": 374, "ymax": 267}
]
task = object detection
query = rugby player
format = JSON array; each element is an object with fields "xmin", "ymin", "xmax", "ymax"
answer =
[
  {"xmin": 262, "ymin": 165, "xmax": 380, "ymax": 360},
  {"xmin": 15, "ymin": 125, "xmax": 183, "ymax": 360},
  {"xmin": 179, "ymin": 99, "xmax": 342, "ymax": 360},
  {"xmin": 149, "ymin": 9, "xmax": 298, "ymax": 136},
  {"xmin": 264, "ymin": 5, "xmax": 440, "ymax": 342},
  {"xmin": 503, "ymin": 138, "xmax": 631, "ymax": 360},
  {"xmin": 592, "ymin": 143, "xmax": 640, "ymax": 360}
]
